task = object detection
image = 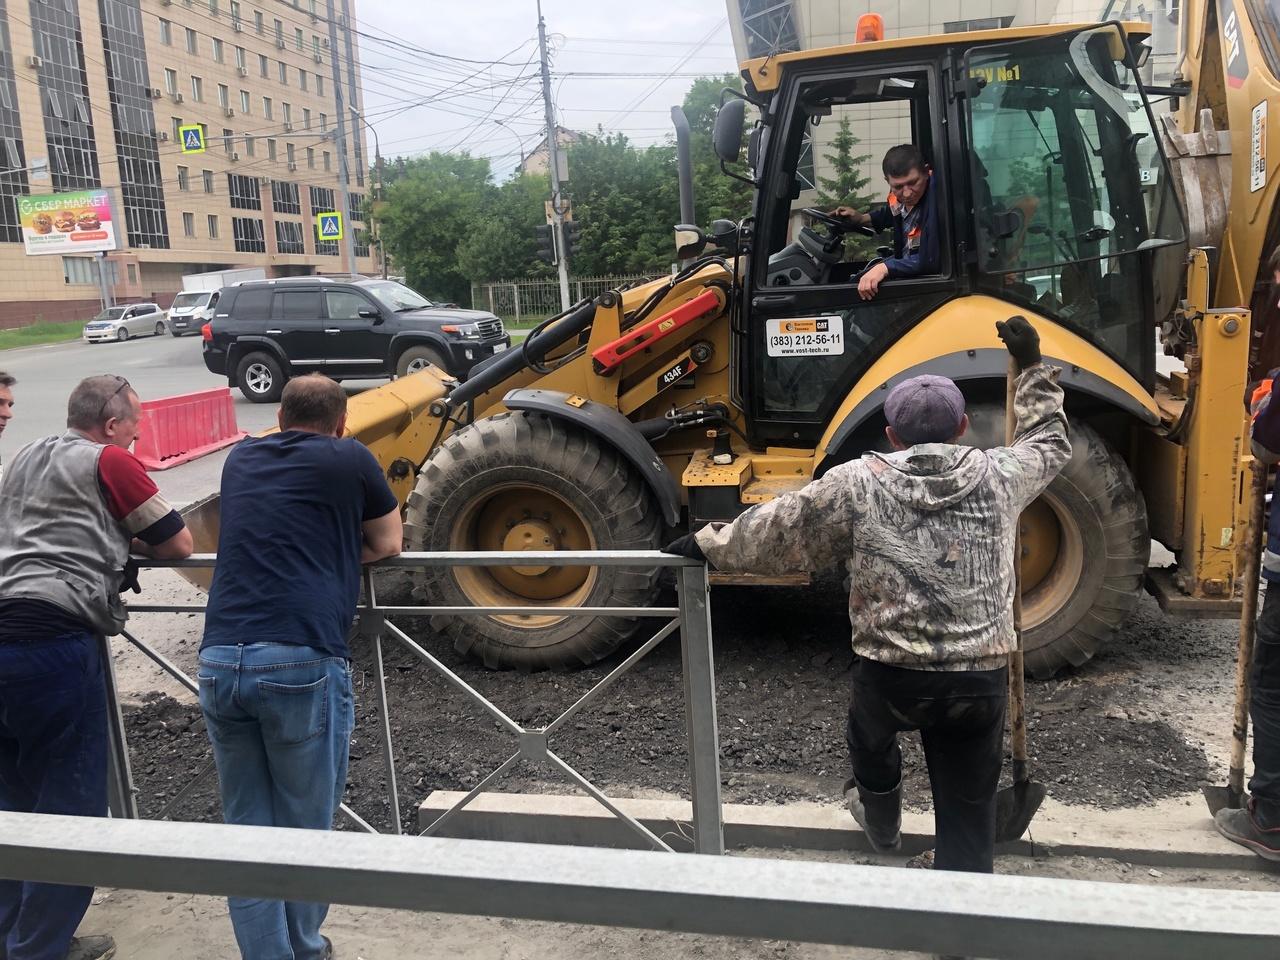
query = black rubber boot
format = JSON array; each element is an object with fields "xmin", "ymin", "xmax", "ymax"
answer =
[
  {"xmin": 843, "ymin": 776, "xmax": 902, "ymax": 853},
  {"xmin": 1215, "ymin": 800, "xmax": 1280, "ymax": 862}
]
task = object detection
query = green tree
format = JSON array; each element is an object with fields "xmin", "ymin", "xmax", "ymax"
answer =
[
  {"xmin": 377, "ymin": 152, "xmax": 496, "ymax": 303},
  {"xmin": 812, "ymin": 115, "xmax": 875, "ymax": 257},
  {"xmin": 455, "ymin": 173, "xmax": 555, "ymax": 282},
  {"xmin": 681, "ymin": 74, "xmax": 754, "ymax": 226}
]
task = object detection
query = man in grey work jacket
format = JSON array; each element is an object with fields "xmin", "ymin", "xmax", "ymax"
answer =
[{"xmin": 664, "ymin": 317, "xmax": 1070, "ymax": 876}]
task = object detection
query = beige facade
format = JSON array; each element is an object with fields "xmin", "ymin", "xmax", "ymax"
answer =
[{"xmin": 0, "ymin": 0, "xmax": 375, "ymax": 328}]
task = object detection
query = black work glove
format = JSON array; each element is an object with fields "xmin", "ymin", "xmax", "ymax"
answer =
[
  {"xmin": 995, "ymin": 314, "xmax": 1041, "ymax": 371},
  {"xmin": 119, "ymin": 558, "xmax": 141, "ymax": 595},
  {"xmin": 662, "ymin": 532, "xmax": 707, "ymax": 564}
]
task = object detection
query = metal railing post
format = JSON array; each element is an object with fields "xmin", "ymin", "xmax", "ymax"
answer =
[
  {"xmin": 677, "ymin": 563, "xmax": 723, "ymax": 855},
  {"xmin": 362, "ymin": 569, "xmax": 401, "ymax": 835},
  {"xmin": 101, "ymin": 634, "xmax": 139, "ymax": 820}
]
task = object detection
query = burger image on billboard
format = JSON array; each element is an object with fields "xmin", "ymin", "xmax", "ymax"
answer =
[{"xmin": 18, "ymin": 188, "xmax": 115, "ymax": 254}]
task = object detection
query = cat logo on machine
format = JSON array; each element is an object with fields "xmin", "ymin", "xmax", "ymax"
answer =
[
  {"xmin": 781, "ymin": 318, "xmax": 830, "ymax": 334},
  {"xmin": 1219, "ymin": 0, "xmax": 1250, "ymax": 88},
  {"xmin": 656, "ymin": 355, "xmax": 698, "ymax": 392}
]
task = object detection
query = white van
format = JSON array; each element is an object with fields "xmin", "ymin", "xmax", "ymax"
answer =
[{"xmin": 166, "ymin": 289, "xmax": 222, "ymax": 337}]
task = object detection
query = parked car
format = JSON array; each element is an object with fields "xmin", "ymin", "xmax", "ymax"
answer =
[
  {"xmin": 202, "ymin": 277, "xmax": 511, "ymax": 403},
  {"xmin": 166, "ymin": 289, "xmax": 222, "ymax": 337},
  {"xmin": 82, "ymin": 303, "xmax": 166, "ymax": 342}
]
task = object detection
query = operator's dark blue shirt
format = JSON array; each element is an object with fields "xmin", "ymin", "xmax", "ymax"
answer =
[{"xmin": 201, "ymin": 431, "xmax": 399, "ymax": 658}]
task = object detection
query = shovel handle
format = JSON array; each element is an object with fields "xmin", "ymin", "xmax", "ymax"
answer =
[
  {"xmin": 1228, "ymin": 458, "xmax": 1268, "ymax": 796},
  {"xmin": 1006, "ymin": 358, "xmax": 1029, "ymax": 769}
]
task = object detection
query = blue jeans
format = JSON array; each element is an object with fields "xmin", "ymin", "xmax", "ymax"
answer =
[
  {"xmin": 198, "ymin": 643, "xmax": 354, "ymax": 960},
  {"xmin": 0, "ymin": 631, "xmax": 107, "ymax": 960}
]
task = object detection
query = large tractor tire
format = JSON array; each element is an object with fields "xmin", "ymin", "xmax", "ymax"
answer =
[
  {"xmin": 405, "ymin": 411, "xmax": 664, "ymax": 670},
  {"xmin": 962, "ymin": 404, "xmax": 1148, "ymax": 678}
]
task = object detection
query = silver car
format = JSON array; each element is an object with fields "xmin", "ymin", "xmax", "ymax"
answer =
[{"xmin": 82, "ymin": 303, "xmax": 166, "ymax": 343}]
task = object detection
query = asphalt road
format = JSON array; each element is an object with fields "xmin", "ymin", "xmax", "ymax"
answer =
[{"xmin": 0, "ymin": 330, "xmax": 382, "ymax": 503}]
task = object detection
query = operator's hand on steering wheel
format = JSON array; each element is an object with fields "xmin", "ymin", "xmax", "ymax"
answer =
[
  {"xmin": 858, "ymin": 262, "xmax": 889, "ymax": 301},
  {"xmin": 832, "ymin": 205, "xmax": 858, "ymax": 221}
]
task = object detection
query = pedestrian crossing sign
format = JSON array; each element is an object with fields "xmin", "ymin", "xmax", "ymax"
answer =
[
  {"xmin": 178, "ymin": 125, "xmax": 205, "ymax": 154},
  {"xmin": 316, "ymin": 212, "xmax": 343, "ymax": 240}
]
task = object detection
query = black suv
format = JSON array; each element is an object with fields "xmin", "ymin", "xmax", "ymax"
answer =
[{"xmin": 202, "ymin": 277, "xmax": 511, "ymax": 402}]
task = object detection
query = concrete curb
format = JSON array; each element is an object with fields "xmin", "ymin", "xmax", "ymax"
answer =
[{"xmin": 418, "ymin": 791, "xmax": 1270, "ymax": 870}]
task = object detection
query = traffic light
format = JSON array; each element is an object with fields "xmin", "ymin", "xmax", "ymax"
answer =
[
  {"xmin": 563, "ymin": 220, "xmax": 583, "ymax": 259},
  {"xmin": 534, "ymin": 224, "xmax": 556, "ymax": 264}
]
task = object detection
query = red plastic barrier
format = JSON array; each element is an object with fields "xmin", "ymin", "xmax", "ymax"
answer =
[{"xmin": 133, "ymin": 387, "xmax": 248, "ymax": 471}]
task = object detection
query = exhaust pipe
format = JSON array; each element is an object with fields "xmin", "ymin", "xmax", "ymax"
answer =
[{"xmin": 672, "ymin": 105, "xmax": 695, "ymax": 227}]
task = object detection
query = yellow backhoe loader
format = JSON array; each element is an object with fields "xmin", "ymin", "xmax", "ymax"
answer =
[{"xmin": 190, "ymin": 4, "xmax": 1279, "ymax": 676}]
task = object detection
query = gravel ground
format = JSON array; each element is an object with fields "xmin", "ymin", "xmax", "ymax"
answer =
[{"xmin": 124, "ymin": 577, "xmax": 1228, "ymax": 832}]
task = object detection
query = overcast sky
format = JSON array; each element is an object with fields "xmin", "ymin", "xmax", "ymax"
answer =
[{"xmin": 353, "ymin": 0, "xmax": 738, "ymax": 178}]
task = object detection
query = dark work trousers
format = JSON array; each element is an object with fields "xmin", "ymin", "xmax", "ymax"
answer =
[
  {"xmin": 846, "ymin": 657, "xmax": 1008, "ymax": 873},
  {"xmin": 0, "ymin": 631, "xmax": 108, "ymax": 960},
  {"xmin": 1250, "ymin": 584, "xmax": 1280, "ymax": 827}
]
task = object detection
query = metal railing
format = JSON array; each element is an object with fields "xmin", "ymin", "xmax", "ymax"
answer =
[
  {"xmin": 110, "ymin": 550, "xmax": 724, "ymax": 855},
  {"xmin": 471, "ymin": 273, "xmax": 664, "ymax": 325},
  {"xmin": 3, "ymin": 810, "xmax": 1279, "ymax": 959}
]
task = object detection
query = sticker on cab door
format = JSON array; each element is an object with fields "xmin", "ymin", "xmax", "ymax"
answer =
[{"xmin": 765, "ymin": 317, "xmax": 844, "ymax": 358}]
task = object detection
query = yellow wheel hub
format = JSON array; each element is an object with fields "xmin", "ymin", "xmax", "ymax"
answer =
[
  {"xmin": 1017, "ymin": 492, "xmax": 1084, "ymax": 631},
  {"xmin": 449, "ymin": 483, "xmax": 597, "ymax": 630}
]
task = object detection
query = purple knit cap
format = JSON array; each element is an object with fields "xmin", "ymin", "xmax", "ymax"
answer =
[{"xmin": 884, "ymin": 374, "xmax": 966, "ymax": 445}]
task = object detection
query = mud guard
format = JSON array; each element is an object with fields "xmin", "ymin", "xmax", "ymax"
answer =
[{"xmin": 503, "ymin": 388, "xmax": 682, "ymax": 527}]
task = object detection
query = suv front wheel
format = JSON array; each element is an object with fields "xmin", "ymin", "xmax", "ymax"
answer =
[
  {"xmin": 237, "ymin": 351, "xmax": 285, "ymax": 403},
  {"xmin": 396, "ymin": 344, "xmax": 450, "ymax": 379}
]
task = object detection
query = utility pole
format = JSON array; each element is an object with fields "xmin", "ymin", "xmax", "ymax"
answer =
[
  {"xmin": 537, "ymin": 0, "xmax": 571, "ymax": 310},
  {"xmin": 324, "ymin": 0, "xmax": 357, "ymax": 273}
]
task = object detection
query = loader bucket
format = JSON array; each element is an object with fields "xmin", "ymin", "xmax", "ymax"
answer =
[{"xmin": 174, "ymin": 368, "xmax": 453, "ymax": 592}]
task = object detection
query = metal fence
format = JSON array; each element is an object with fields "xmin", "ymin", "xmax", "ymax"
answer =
[
  {"xmin": 109, "ymin": 549, "xmax": 724, "ymax": 854},
  {"xmin": 471, "ymin": 274, "xmax": 666, "ymax": 325}
]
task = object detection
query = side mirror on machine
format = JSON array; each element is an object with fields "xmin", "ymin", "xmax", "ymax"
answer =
[
  {"xmin": 708, "ymin": 219, "xmax": 739, "ymax": 249},
  {"xmin": 713, "ymin": 97, "xmax": 747, "ymax": 165},
  {"xmin": 675, "ymin": 224, "xmax": 707, "ymax": 260}
]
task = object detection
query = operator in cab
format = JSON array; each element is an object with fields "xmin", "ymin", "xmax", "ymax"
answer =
[{"xmin": 831, "ymin": 144, "xmax": 940, "ymax": 301}]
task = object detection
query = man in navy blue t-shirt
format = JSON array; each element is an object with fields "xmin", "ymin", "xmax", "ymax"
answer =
[{"xmin": 199, "ymin": 374, "xmax": 401, "ymax": 960}]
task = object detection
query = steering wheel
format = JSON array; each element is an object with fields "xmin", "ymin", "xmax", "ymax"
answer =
[{"xmin": 801, "ymin": 207, "xmax": 875, "ymax": 237}]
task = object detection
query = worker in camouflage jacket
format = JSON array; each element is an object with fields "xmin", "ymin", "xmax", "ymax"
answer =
[{"xmin": 664, "ymin": 316, "xmax": 1070, "ymax": 874}]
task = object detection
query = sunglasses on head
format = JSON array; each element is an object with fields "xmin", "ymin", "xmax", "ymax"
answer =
[{"xmin": 97, "ymin": 375, "xmax": 131, "ymax": 422}]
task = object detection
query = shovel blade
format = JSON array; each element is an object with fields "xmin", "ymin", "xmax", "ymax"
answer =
[
  {"xmin": 994, "ymin": 777, "xmax": 1048, "ymax": 843},
  {"xmin": 1202, "ymin": 784, "xmax": 1245, "ymax": 816}
]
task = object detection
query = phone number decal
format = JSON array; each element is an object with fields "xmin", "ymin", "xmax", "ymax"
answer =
[{"xmin": 765, "ymin": 317, "xmax": 845, "ymax": 357}]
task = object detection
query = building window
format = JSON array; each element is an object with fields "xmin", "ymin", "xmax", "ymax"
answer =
[
  {"xmin": 274, "ymin": 18, "xmax": 283, "ymax": 43},
  {"xmin": 190, "ymin": 76, "xmax": 202, "ymax": 101},
  {"xmin": 235, "ymin": 45, "xmax": 246, "ymax": 69},
  {"xmin": 322, "ymin": 150, "xmax": 329, "ymax": 171},
  {"xmin": 212, "ymin": 38, "xmax": 224, "ymax": 63},
  {"xmin": 267, "ymin": 138, "xmax": 277, "ymax": 160},
  {"xmin": 254, "ymin": 10, "xmax": 263, "ymax": 34},
  {"xmin": 278, "ymin": 60, "xmax": 287, "ymax": 84},
  {"xmin": 177, "ymin": 164, "xmax": 189, "ymax": 190},
  {"xmin": 271, "ymin": 179, "xmax": 300, "ymax": 214},
  {"xmin": 737, "ymin": 0, "xmax": 800, "ymax": 58},
  {"xmin": 127, "ymin": 263, "xmax": 137, "ymax": 284},
  {"xmin": 227, "ymin": 173, "xmax": 261, "ymax": 209},
  {"xmin": 353, "ymin": 229, "xmax": 370, "ymax": 258},
  {"xmin": 31, "ymin": 0, "xmax": 101, "ymax": 191},
  {"xmin": 274, "ymin": 219, "xmax": 304, "ymax": 254},
  {"xmin": 208, "ymin": 0, "xmax": 219, "ymax": 16},
  {"xmin": 262, "ymin": 95, "xmax": 272, "ymax": 119},
  {"xmin": 312, "ymin": 34, "xmax": 320, "ymax": 55},
  {"xmin": 232, "ymin": 216, "xmax": 265, "ymax": 252},
  {"xmin": 259, "ymin": 53, "xmax": 269, "ymax": 78},
  {"xmin": 182, "ymin": 211, "xmax": 195, "ymax": 237},
  {"xmin": 63, "ymin": 256, "xmax": 117, "ymax": 285},
  {"xmin": 185, "ymin": 27, "xmax": 197, "ymax": 54},
  {"xmin": 282, "ymin": 102, "xmax": 291, "ymax": 125},
  {"xmin": 244, "ymin": 135, "xmax": 254, "ymax": 156},
  {"xmin": 302, "ymin": 107, "xmax": 310, "ymax": 130},
  {"xmin": 222, "ymin": 126, "xmax": 233, "ymax": 155},
  {"xmin": 217, "ymin": 83, "xmax": 229, "ymax": 108},
  {"xmin": 158, "ymin": 18, "xmax": 171, "ymax": 44},
  {"xmin": 315, "ymin": 74, "xmax": 323, "ymax": 97},
  {"xmin": 203, "ymin": 168, "xmax": 214, "ymax": 192},
  {"xmin": 230, "ymin": 0, "xmax": 240, "ymax": 26},
  {"xmin": 319, "ymin": 112, "xmax": 327, "ymax": 132},
  {"xmin": 294, "ymin": 26, "xmax": 303, "ymax": 50},
  {"xmin": 163, "ymin": 67, "xmax": 177, "ymax": 94},
  {"xmin": 0, "ymin": 3, "xmax": 28, "ymax": 243},
  {"xmin": 299, "ymin": 69, "xmax": 307, "ymax": 92},
  {"xmin": 171, "ymin": 115, "xmax": 182, "ymax": 141},
  {"xmin": 240, "ymin": 89, "xmax": 250, "ymax": 113},
  {"xmin": 207, "ymin": 214, "xmax": 219, "ymax": 238},
  {"xmin": 348, "ymin": 192, "xmax": 364, "ymax": 221},
  {"xmin": 306, "ymin": 146, "xmax": 313, "ymax": 168},
  {"xmin": 286, "ymin": 142, "xmax": 295, "ymax": 164}
]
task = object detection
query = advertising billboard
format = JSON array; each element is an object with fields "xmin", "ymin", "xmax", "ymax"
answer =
[{"xmin": 17, "ymin": 189, "xmax": 117, "ymax": 256}]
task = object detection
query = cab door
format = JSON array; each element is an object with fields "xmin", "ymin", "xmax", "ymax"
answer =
[{"xmin": 742, "ymin": 58, "xmax": 959, "ymax": 449}]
